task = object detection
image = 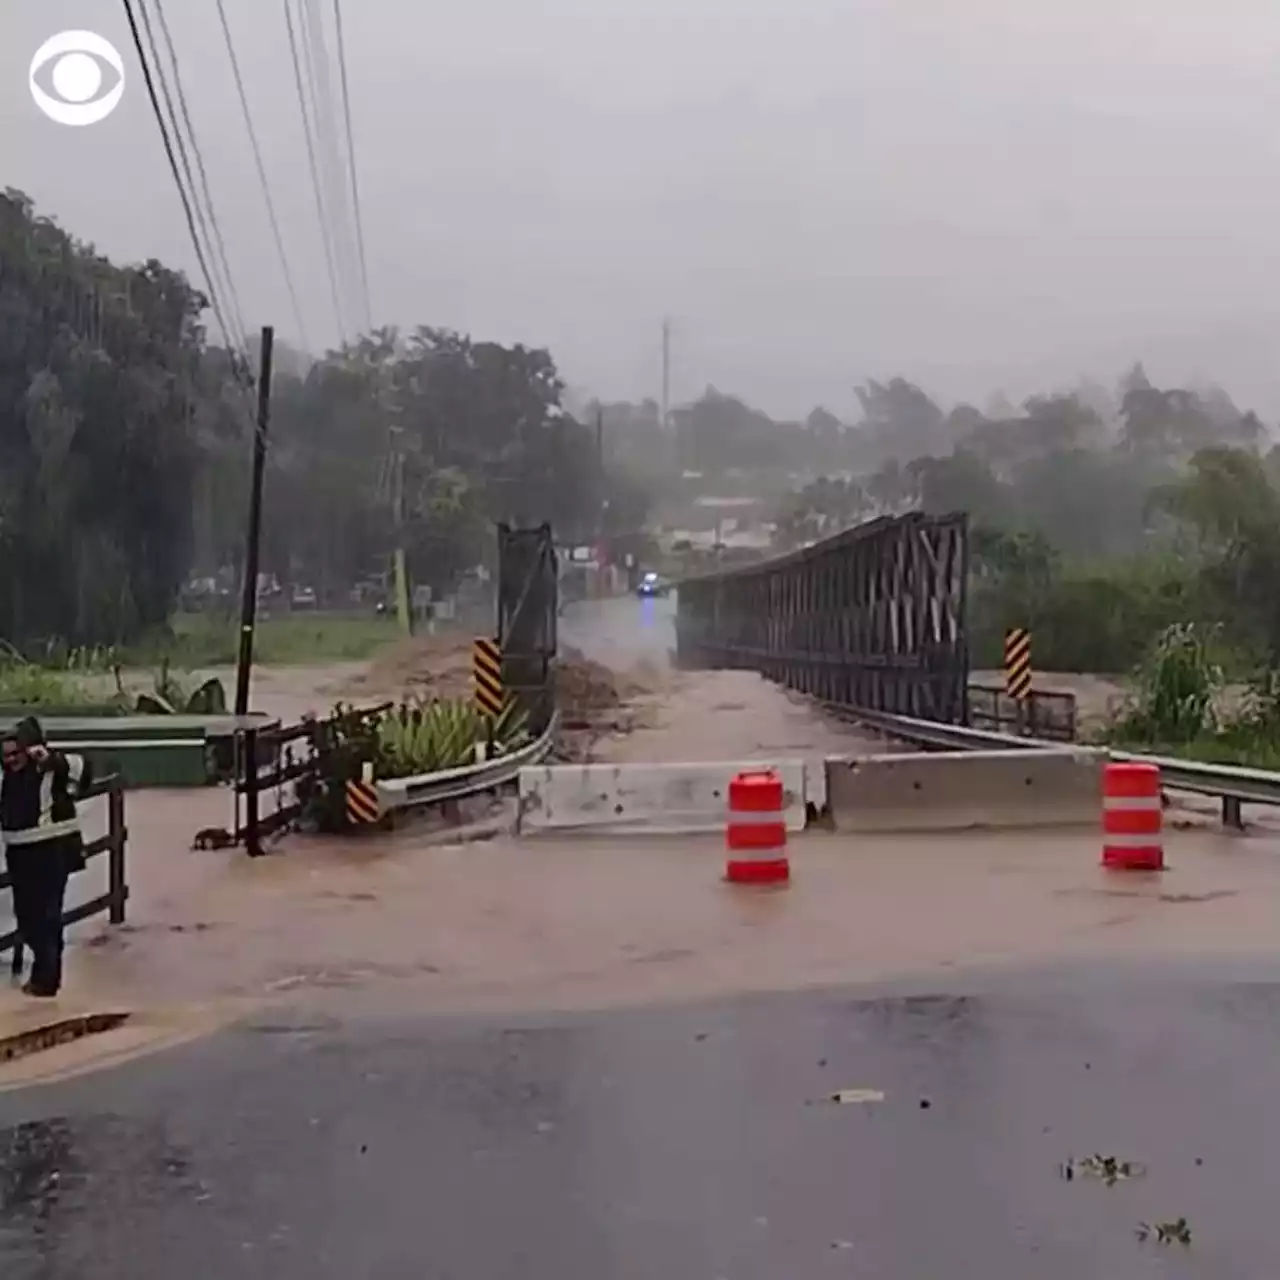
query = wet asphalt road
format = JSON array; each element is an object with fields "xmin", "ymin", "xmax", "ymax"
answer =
[{"xmin": 2, "ymin": 962, "xmax": 1278, "ymax": 1278}]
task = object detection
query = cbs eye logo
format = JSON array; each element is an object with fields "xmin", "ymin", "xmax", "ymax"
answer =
[{"xmin": 29, "ymin": 30, "xmax": 126, "ymax": 127}]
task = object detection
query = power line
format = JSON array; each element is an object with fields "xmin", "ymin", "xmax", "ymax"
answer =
[
  {"xmin": 119, "ymin": 0, "xmax": 240, "ymax": 362},
  {"xmin": 283, "ymin": 0, "xmax": 347, "ymax": 344},
  {"xmin": 331, "ymin": 0, "xmax": 373, "ymax": 331},
  {"xmin": 299, "ymin": 0, "xmax": 357, "ymax": 331},
  {"xmin": 149, "ymin": 0, "xmax": 250, "ymax": 357},
  {"xmin": 215, "ymin": 0, "xmax": 310, "ymax": 351}
]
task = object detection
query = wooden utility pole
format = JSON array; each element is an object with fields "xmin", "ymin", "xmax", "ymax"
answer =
[
  {"xmin": 389, "ymin": 430, "xmax": 413, "ymax": 636},
  {"xmin": 234, "ymin": 325, "xmax": 274, "ymax": 718}
]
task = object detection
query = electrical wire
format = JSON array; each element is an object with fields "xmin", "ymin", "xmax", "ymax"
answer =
[
  {"xmin": 149, "ymin": 0, "xmax": 250, "ymax": 358},
  {"xmin": 215, "ymin": 0, "xmax": 311, "ymax": 351},
  {"xmin": 283, "ymin": 0, "xmax": 348, "ymax": 343},
  {"xmin": 301, "ymin": 0, "xmax": 361, "ymax": 335},
  {"xmin": 120, "ymin": 0, "xmax": 241, "ymax": 364},
  {"xmin": 331, "ymin": 0, "xmax": 374, "ymax": 332}
]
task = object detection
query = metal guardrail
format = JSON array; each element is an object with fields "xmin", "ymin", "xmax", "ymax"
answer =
[
  {"xmin": 967, "ymin": 684, "xmax": 1077, "ymax": 742},
  {"xmin": 376, "ymin": 715, "xmax": 559, "ymax": 812},
  {"xmin": 824, "ymin": 701, "xmax": 1275, "ymax": 830}
]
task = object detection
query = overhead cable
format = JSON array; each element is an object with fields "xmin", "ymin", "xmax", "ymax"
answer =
[
  {"xmin": 283, "ymin": 0, "xmax": 348, "ymax": 343},
  {"xmin": 215, "ymin": 0, "xmax": 311, "ymax": 351}
]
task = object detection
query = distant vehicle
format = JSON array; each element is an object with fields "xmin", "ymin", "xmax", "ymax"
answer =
[
  {"xmin": 635, "ymin": 571, "xmax": 670, "ymax": 598},
  {"xmin": 291, "ymin": 585, "xmax": 317, "ymax": 609}
]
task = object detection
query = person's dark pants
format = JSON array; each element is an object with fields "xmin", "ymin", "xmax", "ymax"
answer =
[{"xmin": 5, "ymin": 845, "xmax": 70, "ymax": 995}]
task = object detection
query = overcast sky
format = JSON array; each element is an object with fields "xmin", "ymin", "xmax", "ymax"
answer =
[{"xmin": 5, "ymin": 0, "xmax": 1280, "ymax": 419}]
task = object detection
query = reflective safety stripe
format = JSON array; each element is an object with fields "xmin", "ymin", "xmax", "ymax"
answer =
[
  {"xmin": 726, "ymin": 808, "xmax": 787, "ymax": 825},
  {"xmin": 38, "ymin": 768, "xmax": 54, "ymax": 820},
  {"xmin": 1102, "ymin": 832, "xmax": 1164, "ymax": 849},
  {"xmin": 1103, "ymin": 796, "xmax": 1161, "ymax": 811},
  {"xmin": 4, "ymin": 816, "xmax": 82, "ymax": 845}
]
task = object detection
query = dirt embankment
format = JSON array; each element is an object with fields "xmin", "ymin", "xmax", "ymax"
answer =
[
  {"xmin": 554, "ymin": 648, "xmax": 661, "ymax": 761},
  {"xmin": 333, "ymin": 634, "xmax": 659, "ymax": 761}
]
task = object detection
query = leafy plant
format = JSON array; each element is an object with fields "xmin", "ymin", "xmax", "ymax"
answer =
[
  {"xmin": 1114, "ymin": 622, "xmax": 1222, "ymax": 743},
  {"xmin": 372, "ymin": 697, "xmax": 529, "ymax": 778}
]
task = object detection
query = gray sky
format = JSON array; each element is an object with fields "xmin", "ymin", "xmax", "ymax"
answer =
[{"xmin": 5, "ymin": 0, "xmax": 1280, "ymax": 419}]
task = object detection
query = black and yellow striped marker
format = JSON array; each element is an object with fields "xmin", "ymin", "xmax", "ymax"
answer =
[
  {"xmin": 345, "ymin": 779, "xmax": 381, "ymax": 825},
  {"xmin": 1004, "ymin": 628, "xmax": 1032, "ymax": 701},
  {"xmin": 473, "ymin": 636, "xmax": 504, "ymax": 717}
]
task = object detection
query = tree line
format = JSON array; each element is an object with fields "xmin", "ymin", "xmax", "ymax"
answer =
[
  {"xmin": 0, "ymin": 189, "xmax": 643, "ymax": 650},
  {"xmin": 767, "ymin": 370, "xmax": 1276, "ymax": 672}
]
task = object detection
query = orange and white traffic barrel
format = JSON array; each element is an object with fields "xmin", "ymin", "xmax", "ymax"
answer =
[
  {"xmin": 1102, "ymin": 760, "xmax": 1163, "ymax": 870},
  {"xmin": 725, "ymin": 770, "xmax": 790, "ymax": 884}
]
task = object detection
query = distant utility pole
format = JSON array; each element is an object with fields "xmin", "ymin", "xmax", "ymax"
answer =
[
  {"xmin": 389, "ymin": 429, "xmax": 413, "ymax": 637},
  {"xmin": 661, "ymin": 317, "xmax": 671, "ymax": 432},
  {"xmin": 234, "ymin": 324, "xmax": 274, "ymax": 720},
  {"xmin": 596, "ymin": 403, "xmax": 607, "ymax": 545}
]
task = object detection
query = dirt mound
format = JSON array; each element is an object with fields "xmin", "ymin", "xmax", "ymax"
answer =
[{"xmin": 556, "ymin": 657, "xmax": 622, "ymax": 716}]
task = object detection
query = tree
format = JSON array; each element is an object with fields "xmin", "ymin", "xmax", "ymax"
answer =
[
  {"xmin": 855, "ymin": 377, "xmax": 945, "ymax": 461},
  {"xmin": 0, "ymin": 188, "xmax": 208, "ymax": 646}
]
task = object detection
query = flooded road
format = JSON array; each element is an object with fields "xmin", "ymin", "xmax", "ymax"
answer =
[{"xmin": 1, "ymin": 963, "xmax": 1277, "ymax": 1276}]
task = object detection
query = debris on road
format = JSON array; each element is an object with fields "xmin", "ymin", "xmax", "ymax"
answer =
[
  {"xmin": 829, "ymin": 1089, "xmax": 886, "ymax": 1104},
  {"xmin": 554, "ymin": 648, "xmax": 658, "ymax": 762},
  {"xmin": 1137, "ymin": 1217, "xmax": 1192, "ymax": 1245},
  {"xmin": 1060, "ymin": 1154, "xmax": 1146, "ymax": 1186}
]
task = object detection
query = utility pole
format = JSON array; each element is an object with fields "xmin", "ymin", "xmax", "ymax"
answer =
[
  {"xmin": 596, "ymin": 402, "xmax": 605, "ymax": 532},
  {"xmin": 660, "ymin": 317, "xmax": 671, "ymax": 432},
  {"xmin": 234, "ymin": 325, "xmax": 274, "ymax": 719},
  {"xmin": 389, "ymin": 428, "xmax": 413, "ymax": 636}
]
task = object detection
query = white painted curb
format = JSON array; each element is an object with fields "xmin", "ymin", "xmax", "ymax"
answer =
[{"xmin": 518, "ymin": 760, "xmax": 812, "ymax": 835}]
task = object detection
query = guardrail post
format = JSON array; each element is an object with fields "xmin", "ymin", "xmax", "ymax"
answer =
[
  {"xmin": 108, "ymin": 780, "xmax": 127, "ymax": 925},
  {"xmin": 243, "ymin": 728, "xmax": 263, "ymax": 857},
  {"xmin": 1223, "ymin": 796, "xmax": 1244, "ymax": 830}
]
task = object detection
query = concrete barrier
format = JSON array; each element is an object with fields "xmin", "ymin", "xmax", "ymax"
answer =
[
  {"xmin": 825, "ymin": 748, "xmax": 1105, "ymax": 833},
  {"xmin": 518, "ymin": 760, "xmax": 811, "ymax": 835}
]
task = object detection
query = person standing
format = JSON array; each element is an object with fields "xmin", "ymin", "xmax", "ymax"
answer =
[{"xmin": 2, "ymin": 717, "xmax": 89, "ymax": 997}]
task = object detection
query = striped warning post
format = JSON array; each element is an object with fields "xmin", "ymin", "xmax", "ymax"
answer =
[
  {"xmin": 1004, "ymin": 628, "xmax": 1032, "ymax": 701},
  {"xmin": 725, "ymin": 770, "xmax": 790, "ymax": 885},
  {"xmin": 345, "ymin": 779, "xmax": 381, "ymax": 826},
  {"xmin": 1102, "ymin": 760, "xmax": 1163, "ymax": 870},
  {"xmin": 473, "ymin": 637, "xmax": 504, "ymax": 718}
]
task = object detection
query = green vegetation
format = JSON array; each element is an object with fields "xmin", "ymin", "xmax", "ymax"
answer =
[
  {"xmin": 373, "ymin": 698, "xmax": 529, "ymax": 777},
  {"xmin": 326, "ymin": 698, "xmax": 529, "ymax": 781},
  {"xmin": 1098, "ymin": 623, "xmax": 1280, "ymax": 769},
  {"xmin": 1, "ymin": 189, "xmax": 651, "ymax": 662},
  {"xmin": 134, "ymin": 612, "xmax": 402, "ymax": 668}
]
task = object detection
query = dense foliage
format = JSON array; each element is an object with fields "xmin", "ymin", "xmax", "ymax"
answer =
[{"xmin": 0, "ymin": 190, "xmax": 639, "ymax": 650}]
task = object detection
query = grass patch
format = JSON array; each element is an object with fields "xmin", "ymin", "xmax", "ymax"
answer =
[
  {"xmin": 0, "ymin": 646, "xmax": 111, "ymax": 709},
  {"xmin": 1111, "ymin": 733, "xmax": 1280, "ymax": 771},
  {"xmin": 124, "ymin": 612, "xmax": 403, "ymax": 668}
]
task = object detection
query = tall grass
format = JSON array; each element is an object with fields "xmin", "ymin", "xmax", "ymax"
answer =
[
  {"xmin": 1114, "ymin": 623, "xmax": 1222, "ymax": 743},
  {"xmin": 0, "ymin": 644, "xmax": 105, "ymax": 707}
]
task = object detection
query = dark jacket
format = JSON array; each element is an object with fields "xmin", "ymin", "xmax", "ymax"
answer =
[{"xmin": 1, "ymin": 748, "xmax": 89, "ymax": 860}]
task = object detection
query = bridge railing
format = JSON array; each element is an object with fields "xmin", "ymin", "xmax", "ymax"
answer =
[{"xmin": 675, "ymin": 512, "xmax": 970, "ymax": 723}]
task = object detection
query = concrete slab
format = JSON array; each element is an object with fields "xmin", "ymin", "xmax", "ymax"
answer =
[
  {"xmin": 825, "ymin": 747, "xmax": 1105, "ymax": 831},
  {"xmin": 518, "ymin": 759, "xmax": 811, "ymax": 834}
]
